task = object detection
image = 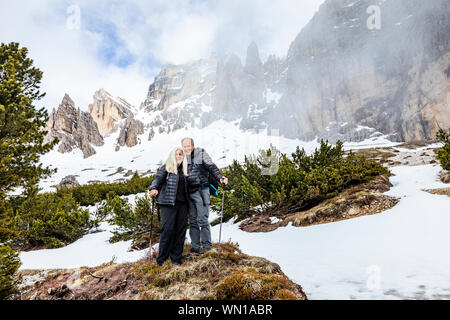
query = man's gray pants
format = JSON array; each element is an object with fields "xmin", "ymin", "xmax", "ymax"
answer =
[{"xmin": 188, "ymin": 188, "xmax": 211, "ymax": 251}]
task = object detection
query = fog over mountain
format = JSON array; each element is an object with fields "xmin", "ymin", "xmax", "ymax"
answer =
[{"xmin": 45, "ymin": 0, "xmax": 450, "ymax": 157}]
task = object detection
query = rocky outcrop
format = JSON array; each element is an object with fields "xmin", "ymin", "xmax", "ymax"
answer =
[
  {"xmin": 16, "ymin": 243, "xmax": 307, "ymax": 300},
  {"xmin": 88, "ymin": 89, "xmax": 136, "ymax": 136},
  {"xmin": 141, "ymin": 56, "xmax": 217, "ymax": 113},
  {"xmin": 44, "ymin": 94, "xmax": 104, "ymax": 158},
  {"xmin": 423, "ymin": 187, "xmax": 450, "ymax": 197},
  {"xmin": 441, "ymin": 171, "xmax": 450, "ymax": 184},
  {"xmin": 140, "ymin": 57, "xmax": 217, "ymax": 132},
  {"xmin": 56, "ymin": 175, "xmax": 80, "ymax": 189},
  {"xmin": 116, "ymin": 116, "xmax": 144, "ymax": 149},
  {"xmin": 318, "ymin": 122, "xmax": 402, "ymax": 144},
  {"xmin": 147, "ymin": 127, "xmax": 155, "ymax": 141}
]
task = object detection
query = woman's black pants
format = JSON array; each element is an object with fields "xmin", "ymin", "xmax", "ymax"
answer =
[{"xmin": 157, "ymin": 201, "xmax": 188, "ymax": 265}]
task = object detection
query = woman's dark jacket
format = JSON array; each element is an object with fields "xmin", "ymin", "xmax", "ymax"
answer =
[{"xmin": 150, "ymin": 163, "xmax": 189, "ymax": 206}]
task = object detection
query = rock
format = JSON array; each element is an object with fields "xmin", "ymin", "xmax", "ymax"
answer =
[
  {"xmin": 117, "ymin": 116, "xmax": 144, "ymax": 147},
  {"xmin": 47, "ymin": 1, "xmax": 449, "ymax": 150},
  {"xmin": 88, "ymin": 88, "xmax": 136, "ymax": 136},
  {"xmin": 30, "ymin": 291, "xmax": 40, "ymax": 300},
  {"xmin": 423, "ymin": 187, "xmax": 450, "ymax": 197},
  {"xmin": 441, "ymin": 171, "xmax": 450, "ymax": 184},
  {"xmin": 44, "ymin": 94, "xmax": 104, "ymax": 158},
  {"xmin": 148, "ymin": 127, "xmax": 155, "ymax": 141},
  {"xmin": 142, "ymin": 57, "xmax": 217, "ymax": 113},
  {"xmin": 48, "ymin": 284, "xmax": 72, "ymax": 299},
  {"xmin": 244, "ymin": 41, "xmax": 264, "ymax": 80},
  {"xmin": 16, "ymin": 243, "xmax": 307, "ymax": 300},
  {"xmin": 56, "ymin": 175, "xmax": 80, "ymax": 189},
  {"xmin": 123, "ymin": 170, "xmax": 133, "ymax": 177},
  {"xmin": 317, "ymin": 122, "xmax": 387, "ymax": 144}
]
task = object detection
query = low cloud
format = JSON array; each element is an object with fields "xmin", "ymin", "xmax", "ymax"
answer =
[{"xmin": 0, "ymin": 0, "xmax": 324, "ymax": 112}]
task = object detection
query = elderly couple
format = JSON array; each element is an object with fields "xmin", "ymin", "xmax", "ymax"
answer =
[{"xmin": 149, "ymin": 137, "xmax": 228, "ymax": 266}]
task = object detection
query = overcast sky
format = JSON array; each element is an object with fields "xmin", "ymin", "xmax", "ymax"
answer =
[{"xmin": 0, "ymin": 0, "xmax": 324, "ymax": 112}]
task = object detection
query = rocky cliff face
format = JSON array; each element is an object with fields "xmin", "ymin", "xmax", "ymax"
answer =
[
  {"xmin": 88, "ymin": 88, "xmax": 137, "ymax": 137},
  {"xmin": 140, "ymin": 42, "xmax": 286, "ymax": 135},
  {"xmin": 116, "ymin": 115, "xmax": 145, "ymax": 150},
  {"xmin": 46, "ymin": 90, "xmax": 147, "ymax": 156},
  {"xmin": 44, "ymin": 94, "xmax": 104, "ymax": 158},
  {"xmin": 274, "ymin": 0, "xmax": 450, "ymax": 141},
  {"xmin": 139, "ymin": 0, "xmax": 448, "ymax": 143}
]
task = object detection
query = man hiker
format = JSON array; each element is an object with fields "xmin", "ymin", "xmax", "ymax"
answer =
[{"xmin": 181, "ymin": 137, "xmax": 228, "ymax": 254}]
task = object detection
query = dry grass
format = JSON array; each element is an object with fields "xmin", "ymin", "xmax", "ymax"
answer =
[
  {"xmin": 16, "ymin": 242, "xmax": 307, "ymax": 300},
  {"xmin": 423, "ymin": 187, "xmax": 450, "ymax": 197},
  {"xmin": 352, "ymin": 148, "xmax": 397, "ymax": 164}
]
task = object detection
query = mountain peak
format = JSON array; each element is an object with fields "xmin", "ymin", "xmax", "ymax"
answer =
[
  {"xmin": 61, "ymin": 93, "xmax": 75, "ymax": 107},
  {"xmin": 245, "ymin": 41, "xmax": 264, "ymax": 78},
  {"xmin": 89, "ymin": 89, "xmax": 135, "ymax": 137},
  {"xmin": 44, "ymin": 95, "xmax": 104, "ymax": 158}
]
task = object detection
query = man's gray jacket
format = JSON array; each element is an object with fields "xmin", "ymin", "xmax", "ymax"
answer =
[{"xmin": 186, "ymin": 147, "xmax": 223, "ymax": 193}]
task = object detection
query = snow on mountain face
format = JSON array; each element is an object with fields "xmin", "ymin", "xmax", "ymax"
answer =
[{"xmin": 138, "ymin": 43, "xmax": 287, "ymax": 141}]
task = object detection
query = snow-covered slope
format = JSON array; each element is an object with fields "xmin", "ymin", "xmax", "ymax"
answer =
[
  {"xmin": 20, "ymin": 145, "xmax": 450, "ymax": 299},
  {"xmin": 211, "ymin": 163, "xmax": 450, "ymax": 299}
]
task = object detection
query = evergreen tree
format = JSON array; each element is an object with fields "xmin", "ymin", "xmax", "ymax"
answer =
[
  {"xmin": 0, "ymin": 42, "xmax": 58, "ymax": 201},
  {"xmin": 0, "ymin": 245, "xmax": 21, "ymax": 299}
]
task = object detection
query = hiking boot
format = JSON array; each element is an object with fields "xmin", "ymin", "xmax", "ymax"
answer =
[{"xmin": 190, "ymin": 247, "xmax": 202, "ymax": 254}]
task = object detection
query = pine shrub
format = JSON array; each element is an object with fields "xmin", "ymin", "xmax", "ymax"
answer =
[
  {"xmin": 436, "ymin": 128, "xmax": 450, "ymax": 171},
  {"xmin": 58, "ymin": 172, "xmax": 154, "ymax": 206},
  {"xmin": 12, "ymin": 188, "xmax": 93, "ymax": 248},
  {"xmin": 101, "ymin": 193, "xmax": 161, "ymax": 243},
  {"xmin": 211, "ymin": 140, "xmax": 390, "ymax": 223}
]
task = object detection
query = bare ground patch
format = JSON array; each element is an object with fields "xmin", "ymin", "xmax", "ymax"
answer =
[{"xmin": 423, "ymin": 187, "xmax": 450, "ymax": 197}]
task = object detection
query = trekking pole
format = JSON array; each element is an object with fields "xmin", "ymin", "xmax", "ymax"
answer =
[
  {"xmin": 217, "ymin": 184, "xmax": 225, "ymax": 266},
  {"xmin": 149, "ymin": 195, "xmax": 155, "ymax": 262}
]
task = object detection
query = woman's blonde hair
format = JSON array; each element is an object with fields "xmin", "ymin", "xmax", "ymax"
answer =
[{"xmin": 165, "ymin": 147, "xmax": 188, "ymax": 176}]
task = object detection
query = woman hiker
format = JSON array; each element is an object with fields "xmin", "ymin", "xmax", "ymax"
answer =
[{"xmin": 149, "ymin": 147, "xmax": 190, "ymax": 266}]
